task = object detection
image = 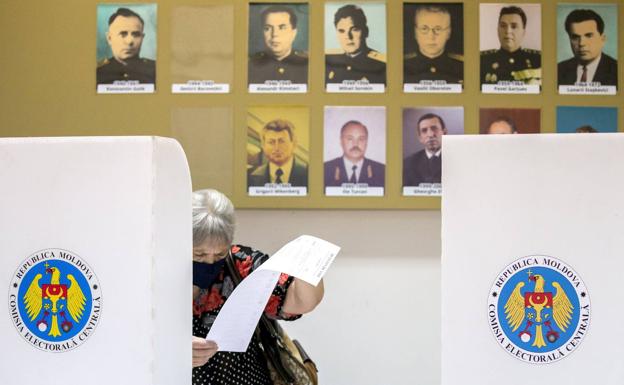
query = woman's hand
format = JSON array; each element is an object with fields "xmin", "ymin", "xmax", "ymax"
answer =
[{"xmin": 193, "ymin": 336, "xmax": 218, "ymax": 367}]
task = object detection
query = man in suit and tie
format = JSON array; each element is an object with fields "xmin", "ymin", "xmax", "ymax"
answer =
[
  {"xmin": 558, "ymin": 9, "xmax": 617, "ymax": 87},
  {"xmin": 248, "ymin": 119, "xmax": 308, "ymax": 188},
  {"xmin": 403, "ymin": 113, "xmax": 446, "ymax": 187},
  {"xmin": 324, "ymin": 120, "xmax": 385, "ymax": 187}
]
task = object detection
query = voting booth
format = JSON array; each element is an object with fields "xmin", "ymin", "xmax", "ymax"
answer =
[
  {"xmin": 442, "ymin": 134, "xmax": 624, "ymax": 384},
  {"xmin": 0, "ymin": 137, "xmax": 192, "ymax": 385}
]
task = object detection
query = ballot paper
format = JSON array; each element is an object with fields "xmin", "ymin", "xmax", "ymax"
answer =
[{"xmin": 206, "ymin": 235, "xmax": 339, "ymax": 352}]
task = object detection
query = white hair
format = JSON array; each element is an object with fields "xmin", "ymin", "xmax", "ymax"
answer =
[{"xmin": 192, "ymin": 189, "xmax": 236, "ymax": 247}]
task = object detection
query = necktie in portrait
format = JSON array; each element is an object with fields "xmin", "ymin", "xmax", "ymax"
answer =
[{"xmin": 349, "ymin": 165, "xmax": 357, "ymax": 183}]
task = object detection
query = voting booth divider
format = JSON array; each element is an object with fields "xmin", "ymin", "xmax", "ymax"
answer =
[
  {"xmin": 1, "ymin": 137, "xmax": 192, "ymax": 385},
  {"xmin": 441, "ymin": 134, "xmax": 624, "ymax": 385}
]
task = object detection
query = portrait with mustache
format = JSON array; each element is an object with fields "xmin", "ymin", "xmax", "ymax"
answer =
[
  {"xmin": 403, "ymin": 112, "xmax": 447, "ymax": 188},
  {"xmin": 324, "ymin": 120, "xmax": 385, "ymax": 188}
]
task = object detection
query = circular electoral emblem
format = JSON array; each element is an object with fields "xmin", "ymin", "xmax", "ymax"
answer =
[
  {"xmin": 487, "ymin": 255, "xmax": 590, "ymax": 364},
  {"xmin": 8, "ymin": 249, "xmax": 102, "ymax": 352}
]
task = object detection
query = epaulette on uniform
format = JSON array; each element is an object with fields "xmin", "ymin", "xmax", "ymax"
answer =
[
  {"xmin": 294, "ymin": 50, "xmax": 308, "ymax": 59},
  {"xmin": 522, "ymin": 48, "xmax": 541, "ymax": 55},
  {"xmin": 368, "ymin": 50, "xmax": 386, "ymax": 63},
  {"xmin": 481, "ymin": 49, "xmax": 497, "ymax": 55},
  {"xmin": 447, "ymin": 52, "xmax": 464, "ymax": 62},
  {"xmin": 97, "ymin": 58, "xmax": 110, "ymax": 68},
  {"xmin": 404, "ymin": 52, "xmax": 418, "ymax": 60}
]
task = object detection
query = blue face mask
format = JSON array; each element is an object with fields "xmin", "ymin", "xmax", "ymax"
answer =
[{"xmin": 193, "ymin": 259, "xmax": 225, "ymax": 289}]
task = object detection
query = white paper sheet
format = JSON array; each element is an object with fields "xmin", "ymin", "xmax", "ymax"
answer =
[{"xmin": 206, "ymin": 235, "xmax": 339, "ymax": 352}]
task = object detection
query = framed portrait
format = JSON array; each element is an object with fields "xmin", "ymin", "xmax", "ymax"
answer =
[
  {"xmin": 403, "ymin": 3, "xmax": 464, "ymax": 93},
  {"xmin": 247, "ymin": 106, "xmax": 309, "ymax": 197},
  {"xmin": 557, "ymin": 106, "xmax": 618, "ymax": 133},
  {"xmin": 96, "ymin": 4, "xmax": 157, "ymax": 93},
  {"xmin": 557, "ymin": 3, "xmax": 618, "ymax": 95},
  {"xmin": 325, "ymin": 2, "xmax": 387, "ymax": 93},
  {"xmin": 479, "ymin": 108, "xmax": 540, "ymax": 134},
  {"xmin": 171, "ymin": 5, "xmax": 233, "ymax": 94},
  {"xmin": 248, "ymin": 3, "xmax": 309, "ymax": 93},
  {"xmin": 402, "ymin": 107, "xmax": 463, "ymax": 196},
  {"xmin": 479, "ymin": 3, "xmax": 542, "ymax": 94},
  {"xmin": 323, "ymin": 106, "xmax": 386, "ymax": 197}
]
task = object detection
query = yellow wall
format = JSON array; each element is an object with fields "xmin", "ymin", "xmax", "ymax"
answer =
[{"xmin": 1, "ymin": 0, "xmax": 622, "ymax": 209}]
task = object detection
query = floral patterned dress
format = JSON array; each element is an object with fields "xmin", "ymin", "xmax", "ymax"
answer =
[{"xmin": 192, "ymin": 245, "xmax": 300, "ymax": 385}]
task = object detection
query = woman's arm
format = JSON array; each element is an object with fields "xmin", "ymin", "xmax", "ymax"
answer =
[{"xmin": 281, "ymin": 278, "xmax": 324, "ymax": 315}]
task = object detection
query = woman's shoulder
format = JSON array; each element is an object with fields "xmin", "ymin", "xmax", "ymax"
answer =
[
  {"xmin": 230, "ymin": 244, "xmax": 269, "ymax": 278},
  {"xmin": 230, "ymin": 244, "xmax": 268, "ymax": 260}
]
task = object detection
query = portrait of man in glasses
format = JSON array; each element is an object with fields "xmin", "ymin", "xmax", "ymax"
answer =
[{"xmin": 403, "ymin": 3, "xmax": 463, "ymax": 87}]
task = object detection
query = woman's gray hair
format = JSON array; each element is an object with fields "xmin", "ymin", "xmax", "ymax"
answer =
[{"xmin": 192, "ymin": 189, "xmax": 236, "ymax": 247}]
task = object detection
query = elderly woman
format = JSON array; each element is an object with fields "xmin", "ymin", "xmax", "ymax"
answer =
[{"xmin": 191, "ymin": 189, "xmax": 324, "ymax": 385}]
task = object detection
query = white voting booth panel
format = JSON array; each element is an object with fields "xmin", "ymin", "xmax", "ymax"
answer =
[
  {"xmin": 0, "ymin": 137, "xmax": 192, "ymax": 385},
  {"xmin": 442, "ymin": 134, "xmax": 624, "ymax": 385}
]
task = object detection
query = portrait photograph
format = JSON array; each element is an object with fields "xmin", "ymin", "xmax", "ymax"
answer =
[
  {"xmin": 557, "ymin": 106, "xmax": 618, "ymax": 133},
  {"xmin": 479, "ymin": 3, "xmax": 542, "ymax": 94},
  {"xmin": 557, "ymin": 4, "xmax": 618, "ymax": 95},
  {"xmin": 248, "ymin": 3, "xmax": 309, "ymax": 93},
  {"xmin": 479, "ymin": 108, "xmax": 540, "ymax": 134},
  {"xmin": 324, "ymin": 2, "xmax": 387, "ymax": 93},
  {"xmin": 247, "ymin": 106, "xmax": 309, "ymax": 197},
  {"xmin": 402, "ymin": 107, "xmax": 463, "ymax": 196},
  {"xmin": 171, "ymin": 5, "xmax": 233, "ymax": 94},
  {"xmin": 323, "ymin": 106, "xmax": 386, "ymax": 197},
  {"xmin": 403, "ymin": 3, "xmax": 464, "ymax": 93},
  {"xmin": 96, "ymin": 4, "xmax": 157, "ymax": 93}
]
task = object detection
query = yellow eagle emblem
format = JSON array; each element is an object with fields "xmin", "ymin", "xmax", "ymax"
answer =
[
  {"xmin": 23, "ymin": 262, "xmax": 87, "ymax": 337},
  {"xmin": 504, "ymin": 273, "xmax": 573, "ymax": 348}
]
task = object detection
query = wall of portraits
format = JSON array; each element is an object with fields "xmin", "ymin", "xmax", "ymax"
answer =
[{"xmin": 1, "ymin": 1, "xmax": 622, "ymax": 209}]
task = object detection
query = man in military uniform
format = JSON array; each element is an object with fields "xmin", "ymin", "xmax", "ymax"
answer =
[
  {"xmin": 324, "ymin": 120, "xmax": 385, "ymax": 188},
  {"xmin": 325, "ymin": 4, "xmax": 386, "ymax": 85},
  {"xmin": 480, "ymin": 6, "xmax": 541, "ymax": 85},
  {"xmin": 248, "ymin": 5, "xmax": 308, "ymax": 85},
  {"xmin": 97, "ymin": 8, "xmax": 155, "ymax": 85},
  {"xmin": 404, "ymin": 5, "xmax": 463, "ymax": 85}
]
